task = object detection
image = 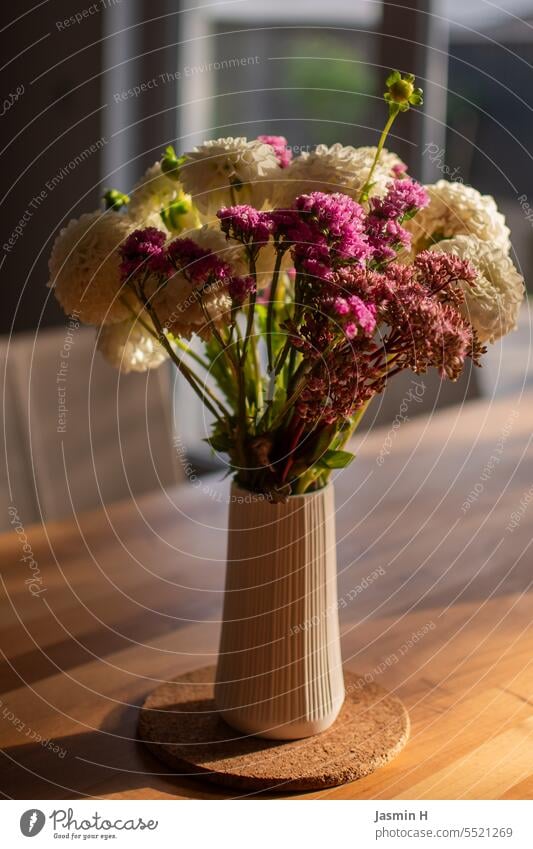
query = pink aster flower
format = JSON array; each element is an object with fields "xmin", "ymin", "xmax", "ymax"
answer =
[
  {"xmin": 257, "ymin": 135, "xmax": 292, "ymax": 168},
  {"xmin": 119, "ymin": 228, "xmax": 168, "ymax": 279},
  {"xmin": 217, "ymin": 205, "xmax": 273, "ymax": 245}
]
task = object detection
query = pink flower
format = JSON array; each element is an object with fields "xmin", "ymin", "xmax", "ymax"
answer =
[
  {"xmin": 365, "ymin": 216, "xmax": 411, "ymax": 262},
  {"xmin": 272, "ymin": 192, "xmax": 371, "ymax": 272},
  {"xmin": 415, "ymin": 250, "xmax": 476, "ymax": 301},
  {"xmin": 333, "ymin": 297, "xmax": 350, "ymax": 315},
  {"xmin": 257, "ymin": 135, "xmax": 292, "ymax": 168},
  {"xmin": 392, "ymin": 161, "xmax": 408, "ymax": 178},
  {"xmin": 372, "ymin": 178, "xmax": 429, "ymax": 220},
  {"xmin": 228, "ymin": 275, "xmax": 256, "ymax": 305},
  {"xmin": 119, "ymin": 228, "xmax": 168, "ymax": 279},
  {"xmin": 348, "ymin": 296, "xmax": 377, "ymax": 335},
  {"xmin": 300, "ymin": 256, "xmax": 334, "ymax": 282},
  {"xmin": 344, "ymin": 322, "xmax": 358, "ymax": 340},
  {"xmin": 217, "ymin": 205, "xmax": 273, "ymax": 244},
  {"xmin": 167, "ymin": 237, "xmax": 231, "ymax": 282}
]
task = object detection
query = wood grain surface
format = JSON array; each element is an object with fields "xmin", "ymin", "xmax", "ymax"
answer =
[{"xmin": 0, "ymin": 391, "xmax": 532, "ymax": 800}]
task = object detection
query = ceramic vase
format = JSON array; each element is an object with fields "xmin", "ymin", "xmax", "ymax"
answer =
[{"xmin": 214, "ymin": 482, "xmax": 344, "ymax": 740}]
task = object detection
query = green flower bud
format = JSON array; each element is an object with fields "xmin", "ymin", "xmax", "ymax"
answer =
[
  {"xmin": 103, "ymin": 188, "xmax": 130, "ymax": 211},
  {"xmin": 161, "ymin": 145, "xmax": 186, "ymax": 181},
  {"xmin": 384, "ymin": 70, "xmax": 423, "ymax": 113},
  {"xmin": 160, "ymin": 195, "xmax": 193, "ymax": 233}
]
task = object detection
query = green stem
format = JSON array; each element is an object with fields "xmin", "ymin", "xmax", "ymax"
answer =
[
  {"xmin": 131, "ymin": 284, "xmax": 228, "ymax": 424},
  {"xmin": 358, "ymin": 105, "xmax": 399, "ymax": 204},
  {"xmin": 266, "ymin": 248, "xmax": 284, "ymax": 373},
  {"xmin": 240, "ymin": 252, "xmax": 257, "ymax": 366},
  {"xmin": 171, "ymin": 336, "xmax": 211, "ymax": 371}
]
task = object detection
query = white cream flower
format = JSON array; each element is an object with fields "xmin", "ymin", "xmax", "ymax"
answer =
[
  {"xmin": 430, "ymin": 235, "xmax": 524, "ymax": 343},
  {"xmin": 97, "ymin": 318, "xmax": 167, "ymax": 372},
  {"xmin": 152, "ymin": 274, "xmax": 232, "ymax": 341},
  {"xmin": 272, "ymin": 144, "xmax": 404, "ymax": 209},
  {"xmin": 191, "ymin": 225, "xmax": 247, "ymax": 274},
  {"xmin": 48, "ymin": 211, "xmax": 138, "ymax": 325},
  {"xmin": 407, "ymin": 180, "xmax": 510, "ymax": 254},
  {"xmin": 128, "ymin": 162, "xmax": 199, "ymax": 233},
  {"xmin": 179, "ymin": 137, "xmax": 280, "ymax": 220}
]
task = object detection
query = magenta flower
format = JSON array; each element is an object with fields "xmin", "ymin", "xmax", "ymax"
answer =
[
  {"xmin": 119, "ymin": 228, "xmax": 168, "ymax": 279},
  {"xmin": 333, "ymin": 297, "xmax": 350, "ymax": 316},
  {"xmin": 365, "ymin": 216, "xmax": 411, "ymax": 262},
  {"xmin": 228, "ymin": 275, "xmax": 256, "ymax": 305},
  {"xmin": 348, "ymin": 296, "xmax": 377, "ymax": 335},
  {"xmin": 344, "ymin": 322, "xmax": 358, "ymax": 340},
  {"xmin": 371, "ymin": 179, "xmax": 429, "ymax": 220},
  {"xmin": 392, "ymin": 161, "xmax": 408, "ymax": 178},
  {"xmin": 272, "ymin": 192, "xmax": 372, "ymax": 272},
  {"xmin": 167, "ymin": 237, "xmax": 231, "ymax": 282},
  {"xmin": 217, "ymin": 205, "xmax": 273, "ymax": 245},
  {"xmin": 257, "ymin": 135, "xmax": 292, "ymax": 168}
]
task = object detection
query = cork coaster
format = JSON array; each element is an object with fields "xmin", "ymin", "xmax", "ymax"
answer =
[{"xmin": 138, "ymin": 666, "xmax": 409, "ymax": 792}]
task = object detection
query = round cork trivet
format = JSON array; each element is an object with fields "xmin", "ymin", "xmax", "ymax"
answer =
[{"xmin": 138, "ymin": 666, "xmax": 409, "ymax": 792}]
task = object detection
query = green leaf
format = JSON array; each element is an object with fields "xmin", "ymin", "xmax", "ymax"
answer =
[
  {"xmin": 317, "ymin": 449, "xmax": 355, "ymax": 469},
  {"xmin": 204, "ymin": 420, "xmax": 234, "ymax": 454},
  {"xmin": 386, "ymin": 69, "xmax": 401, "ymax": 86},
  {"xmin": 400, "ymin": 207, "xmax": 419, "ymax": 223},
  {"xmin": 204, "ymin": 431, "xmax": 232, "ymax": 453}
]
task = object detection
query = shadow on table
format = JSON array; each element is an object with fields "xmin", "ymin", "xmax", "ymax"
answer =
[{"xmin": 0, "ymin": 699, "xmax": 288, "ymax": 800}]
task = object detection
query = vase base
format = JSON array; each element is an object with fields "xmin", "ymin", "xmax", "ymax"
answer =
[
  {"xmin": 216, "ymin": 703, "xmax": 344, "ymax": 740},
  {"xmin": 138, "ymin": 666, "xmax": 410, "ymax": 793}
]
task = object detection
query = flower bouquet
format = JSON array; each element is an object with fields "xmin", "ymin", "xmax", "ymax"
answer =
[{"xmin": 49, "ymin": 72, "xmax": 524, "ymax": 740}]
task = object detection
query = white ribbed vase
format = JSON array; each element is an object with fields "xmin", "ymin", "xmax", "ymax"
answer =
[{"xmin": 214, "ymin": 482, "xmax": 344, "ymax": 740}]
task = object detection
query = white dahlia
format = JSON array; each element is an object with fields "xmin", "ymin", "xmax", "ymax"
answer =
[
  {"xmin": 179, "ymin": 137, "xmax": 280, "ymax": 220},
  {"xmin": 152, "ymin": 275, "xmax": 232, "ymax": 341},
  {"xmin": 97, "ymin": 318, "xmax": 167, "ymax": 372},
  {"xmin": 430, "ymin": 235, "xmax": 524, "ymax": 343},
  {"xmin": 191, "ymin": 225, "xmax": 247, "ymax": 274},
  {"xmin": 407, "ymin": 180, "xmax": 510, "ymax": 254},
  {"xmin": 48, "ymin": 211, "xmax": 137, "ymax": 325},
  {"xmin": 128, "ymin": 162, "xmax": 199, "ymax": 233},
  {"xmin": 272, "ymin": 144, "xmax": 404, "ymax": 209}
]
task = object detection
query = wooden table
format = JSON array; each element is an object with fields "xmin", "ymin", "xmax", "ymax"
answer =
[{"xmin": 1, "ymin": 390, "xmax": 532, "ymax": 800}]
